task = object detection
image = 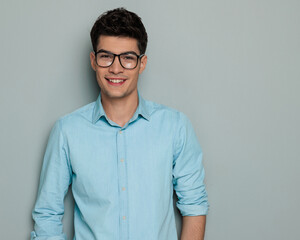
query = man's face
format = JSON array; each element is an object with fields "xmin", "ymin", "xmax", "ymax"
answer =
[{"xmin": 90, "ymin": 36, "xmax": 147, "ymax": 101}]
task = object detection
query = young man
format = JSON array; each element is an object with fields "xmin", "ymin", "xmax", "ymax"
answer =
[{"xmin": 31, "ymin": 8, "xmax": 209, "ymax": 240}]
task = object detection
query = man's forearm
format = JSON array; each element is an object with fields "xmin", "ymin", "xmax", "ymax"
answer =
[{"xmin": 180, "ymin": 215, "xmax": 206, "ymax": 240}]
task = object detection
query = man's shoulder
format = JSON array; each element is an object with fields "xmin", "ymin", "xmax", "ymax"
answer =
[
  {"xmin": 56, "ymin": 100, "xmax": 96, "ymax": 127},
  {"xmin": 144, "ymin": 98, "xmax": 187, "ymax": 122}
]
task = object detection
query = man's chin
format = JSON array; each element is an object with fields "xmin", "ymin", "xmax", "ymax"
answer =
[
  {"xmin": 100, "ymin": 86, "xmax": 138, "ymax": 100},
  {"xmin": 101, "ymin": 91, "xmax": 129, "ymax": 100}
]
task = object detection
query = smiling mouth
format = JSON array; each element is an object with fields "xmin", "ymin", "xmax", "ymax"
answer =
[
  {"xmin": 108, "ymin": 79, "xmax": 125, "ymax": 83},
  {"xmin": 105, "ymin": 77, "xmax": 127, "ymax": 85}
]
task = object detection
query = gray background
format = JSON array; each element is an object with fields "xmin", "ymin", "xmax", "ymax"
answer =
[{"xmin": 1, "ymin": 0, "xmax": 299, "ymax": 239}]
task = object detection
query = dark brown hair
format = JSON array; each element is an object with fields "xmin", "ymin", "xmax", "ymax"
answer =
[{"xmin": 90, "ymin": 8, "xmax": 148, "ymax": 54}]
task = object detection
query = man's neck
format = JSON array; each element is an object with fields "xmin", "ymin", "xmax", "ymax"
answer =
[{"xmin": 101, "ymin": 91, "xmax": 139, "ymax": 127}]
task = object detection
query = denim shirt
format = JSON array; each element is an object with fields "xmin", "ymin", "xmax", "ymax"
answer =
[{"xmin": 31, "ymin": 92, "xmax": 209, "ymax": 240}]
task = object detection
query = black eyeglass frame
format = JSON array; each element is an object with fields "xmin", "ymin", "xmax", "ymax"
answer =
[{"xmin": 94, "ymin": 50, "xmax": 145, "ymax": 69}]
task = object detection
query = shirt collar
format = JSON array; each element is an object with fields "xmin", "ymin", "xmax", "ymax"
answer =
[
  {"xmin": 92, "ymin": 93, "xmax": 106, "ymax": 124},
  {"xmin": 136, "ymin": 92, "xmax": 150, "ymax": 121},
  {"xmin": 92, "ymin": 91, "xmax": 151, "ymax": 124}
]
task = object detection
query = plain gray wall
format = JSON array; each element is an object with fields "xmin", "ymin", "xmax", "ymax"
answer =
[{"xmin": 1, "ymin": 0, "xmax": 299, "ymax": 239}]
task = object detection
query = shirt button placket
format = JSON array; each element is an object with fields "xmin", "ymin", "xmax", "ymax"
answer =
[{"xmin": 116, "ymin": 128, "xmax": 128, "ymax": 240}]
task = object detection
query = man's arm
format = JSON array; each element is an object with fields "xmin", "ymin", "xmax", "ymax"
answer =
[
  {"xmin": 31, "ymin": 119, "xmax": 72, "ymax": 240},
  {"xmin": 181, "ymin": 215, "xmax": 206, "ymax": 240},
  {"xmin": 173, "ymin": 112, "xmax": 209, "ymax": 239}
]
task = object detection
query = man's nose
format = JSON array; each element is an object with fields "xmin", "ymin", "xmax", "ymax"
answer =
[{"xmin": 108, "ymin": 56, "xmax": 124, "ymax": 74}]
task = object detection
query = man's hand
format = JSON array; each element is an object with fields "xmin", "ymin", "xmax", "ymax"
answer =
[{"xmin": 180, "ymin": 215, "xmax": 206, "ymax": 240}]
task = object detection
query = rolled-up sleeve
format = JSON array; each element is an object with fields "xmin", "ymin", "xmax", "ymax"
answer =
[
  {"xmin": 31, "ymin": 119, "xmax": 72, "ymax": 239},
  {"xmin": 172, "ymin": 112, "xmax": 209, "ymax": 216}
]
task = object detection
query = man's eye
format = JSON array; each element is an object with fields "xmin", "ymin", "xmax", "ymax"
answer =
[
  {"xmin": 122, "ymin": 55, "xmax": 135, "ymax": 60},
  {"xmin": 99, "ymin": 54, "xmax": 111, "ymax": 59}
]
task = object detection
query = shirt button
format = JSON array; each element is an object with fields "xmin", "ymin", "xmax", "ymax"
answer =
[
  {"xmin": 122, "ymin": 187, "xmax": 126, "ymax": 191},
  {"xmin": 122, "ymin": 216, "xmax": 126, "ymax": 220},
  {"xmin": 120, "ymin": 159, "xmax": 124, "ymax": 162},
  {"xmin": 119, "ymin": 130, "xmax": 122, "ymax": 134}
]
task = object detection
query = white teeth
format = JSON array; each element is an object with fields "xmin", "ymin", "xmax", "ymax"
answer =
[{"xmin": 108, "ymin": 79, "xmax": 124, "ymax": 83}]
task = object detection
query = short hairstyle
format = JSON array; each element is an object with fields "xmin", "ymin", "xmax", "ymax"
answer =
[{"xmin": 90, "ymin": 8, "xmax": 148, "ymax": 54}]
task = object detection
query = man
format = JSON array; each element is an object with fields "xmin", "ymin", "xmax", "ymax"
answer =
[{"xmin": 31, "ymin": 8, "xmax": 209, "ymax": 240}]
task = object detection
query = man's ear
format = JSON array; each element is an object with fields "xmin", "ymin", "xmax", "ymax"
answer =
[
  {"xmin": 90, "ymin": 51, "xmax": 96, "ymax": 71},
  {"xmin": 139, "ymin": 55, "xmax": 147, "ymax": 74}
]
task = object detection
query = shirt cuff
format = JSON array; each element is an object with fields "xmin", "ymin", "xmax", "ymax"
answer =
[
  {"xmin": 31, "ymin": 231, "xmax": 67, "ymax": 240},
  {"xmin": 176, "ymin": 202, "xmax": 209, "ymax": 216}
]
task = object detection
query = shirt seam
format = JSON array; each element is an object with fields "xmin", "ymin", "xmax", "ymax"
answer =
[{"xmin": 58, "ymin": 118, "xmax": 72, "ymax": 183}]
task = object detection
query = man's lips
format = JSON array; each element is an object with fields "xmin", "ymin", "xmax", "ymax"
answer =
[{"xmin": 105, "ymin": 77, "xmax": 127, "ymax": 85}]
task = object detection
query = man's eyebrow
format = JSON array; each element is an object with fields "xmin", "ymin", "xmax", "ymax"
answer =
[
  {"xmin": 96, "ymin": 49, "xmax": 138, "ymax": 55},
  {"xmin": 96, "ymin": 49, "xmax": 113, "ymax": 54},
  {"xmin": 121, "ymin": 51, "xmax": 139, "ymax": 55}
]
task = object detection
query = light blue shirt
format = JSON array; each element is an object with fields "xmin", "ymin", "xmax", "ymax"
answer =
[{"xmin": 31, "ymin": 92, "xmax": 209, "ymax": 240}]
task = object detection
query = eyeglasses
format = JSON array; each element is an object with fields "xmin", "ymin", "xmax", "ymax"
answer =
[{"xmin": 94, "ymin": 50, "xmax": 145, "ymax": 69}]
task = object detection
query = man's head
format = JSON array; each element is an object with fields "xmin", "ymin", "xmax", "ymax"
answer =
[
  {"xmin": 90, "ymin": 8, "xmax": 148, "ymax": 102},
  {"xmin": 90, "ymin": 8, "xmax": 148, "ymax": 55}
]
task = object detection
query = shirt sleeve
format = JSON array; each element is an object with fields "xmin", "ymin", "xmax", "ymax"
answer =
[
  {"xmin": 172, "ymin": 112, "xmax": 209, "ymax": 216},
  {"xmin": 31, "ymin": 119, "xmax": 72, "ymax": 240}
]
